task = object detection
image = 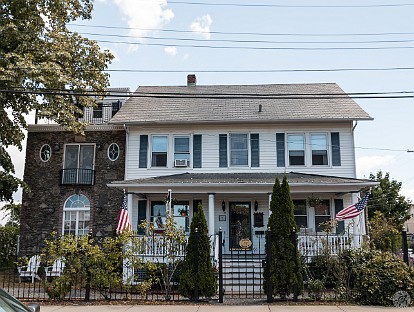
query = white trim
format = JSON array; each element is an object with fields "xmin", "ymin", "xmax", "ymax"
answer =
[
  {"xmin": 107, "ymin": 143, "xmax": 120, "ymax": 161},
  {"xmin": 39, "ymin": 144, "xmax": 52, "ymax": 162}
]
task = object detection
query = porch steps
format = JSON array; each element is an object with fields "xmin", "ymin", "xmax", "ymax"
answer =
[{"xmin": 221, "ymin": 255, "xmax": 265, "ymax": 294}]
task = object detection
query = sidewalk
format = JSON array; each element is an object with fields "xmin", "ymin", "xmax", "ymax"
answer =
[{"xmin": 39, "ymin": 303, "xmax": 410, "ymax": 312}]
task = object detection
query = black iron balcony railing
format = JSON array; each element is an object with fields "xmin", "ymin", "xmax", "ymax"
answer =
[{"xmin": 59, "ymin": 168, "xmax": 95, "ymax": 185}]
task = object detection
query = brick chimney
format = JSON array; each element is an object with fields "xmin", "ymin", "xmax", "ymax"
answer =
[{"xmin": 187, "ymin": 74, "xmax": 196, "ymax": 86}]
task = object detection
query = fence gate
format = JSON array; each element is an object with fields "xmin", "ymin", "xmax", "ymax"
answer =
[{"xmin": 218, "ymin": 230, "xmax": 266, "ymax": 301}]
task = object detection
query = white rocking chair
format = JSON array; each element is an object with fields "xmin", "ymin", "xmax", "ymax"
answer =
[
  {"xmin": 18, "ymin": 255, "xmax": 41, "ymax": 283},
  {"xmin": 45, "ymin": 258, "xmax": 65, "ymax": 278}
]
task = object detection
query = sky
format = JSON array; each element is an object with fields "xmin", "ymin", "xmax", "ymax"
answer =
[{"xmin": 3, "ymin": 0, "xmax": 414, "ymax": 222}]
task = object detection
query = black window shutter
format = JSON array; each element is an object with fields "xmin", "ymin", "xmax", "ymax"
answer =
[
  {"xmin": 331, "ymin": 132, "xmax": 341, "ymax": 166},
  {"xmin": 250, "ymin": 133, "xmax": 260, "ymax": 167},
  {"xmin": 276, "ymin": 133, "xmax": 285, "ymax": 167},
  {"xmin": 334, "ymin": 199, "xmax": 345, "ymax": 234},
  {"xmin": 139, "ymin": 135, "xmax": 148, "ymax": 168},
  {"xmin": 137, "ymin": 200, "xmax": 147, "ymax": 235},
  {"xmin": 219, "ymin": 134, "xmax": 228, "ymax": 167},
  {"xmin": 193, "ymin": 135, "xmax": 202, "ymax": 168}
]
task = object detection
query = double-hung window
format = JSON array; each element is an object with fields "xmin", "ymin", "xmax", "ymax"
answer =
[
  {"xmin": 230, "ymin": 133, "xmax": 248, "ymax": 166},
  {"xmin": 93, "ymin": 102, "xmax": 103, "ymax": 118},
  {"xmin": 174, "ymin": 136, "xmax": 190, "ymax": 165},
  {"xmin": 288, "ymin": 134, "xmax": 305, "ymax": 166},
  {"xmin": 311, "ymin": 134, "xmax": 328, "ymax": 165},
  {"xmin": 151, "ymin": 136, "xmax": 168, "ymax": 167}
]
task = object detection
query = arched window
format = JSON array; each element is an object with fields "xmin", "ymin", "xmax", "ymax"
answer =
[{"xmin": 62, "ymin": 194, "xmax": 90, "ymax": 236}]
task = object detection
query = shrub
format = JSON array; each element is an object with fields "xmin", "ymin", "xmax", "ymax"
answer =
[
  {"xmin": 179, "ymin": 203, "xmax": 217, "ymax": 300},
  {"xmin": 0, "ymin": 226, "xmax": 18, "ymax": 267},
  {"xmin": 338, "ymin": 248, "xmax": 414, "ymax": 306}
]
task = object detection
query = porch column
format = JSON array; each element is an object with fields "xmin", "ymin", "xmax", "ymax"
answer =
[
  {"xmin": 128, "ymin": 192, "xmax": 134, "ymax": 230},
  {"xmin": 268, "ymin": 192, "xmax": 272, "ymax": 216},
  {"xmin": 208, "ymin": 193, "xmax": 215, "ymax": 236}
]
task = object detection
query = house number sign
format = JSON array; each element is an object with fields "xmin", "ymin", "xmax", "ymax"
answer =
[{"xmin": 239, "ymin": 238, "xmax": 252, "ymax": 249}]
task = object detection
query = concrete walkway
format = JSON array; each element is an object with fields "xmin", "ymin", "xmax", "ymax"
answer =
[{"xmin": 39, "ymin": 304, "xmax": 410, "ymax": 312}]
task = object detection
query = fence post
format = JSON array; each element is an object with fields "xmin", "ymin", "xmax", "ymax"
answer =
[
  {"xmin": 218, "ymin": 228, "xmax": 223, "ymax": 303},
  {"xmin": 402, "ymin": 227, "xmax": 409, "ymax": 265},
  {"xmin": 291, "ymin": 228, "xmax": 298, "ymax": 302},
  {"xmin": 266, "ymin": 227, "xmax": 272, "ymax": 303},
  {"xmin": 194, "ymin": 228, "xmax": 199, "ymax": 302}
]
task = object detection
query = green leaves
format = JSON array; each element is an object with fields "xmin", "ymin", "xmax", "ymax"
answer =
[{"xmin": 1, "ymin": 0, "xmax": 113, "ymax": 202}]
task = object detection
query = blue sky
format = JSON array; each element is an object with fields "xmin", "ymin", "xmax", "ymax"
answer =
[{"xmin": 3, "ymin": 0, "xmax": 414, "ymax": 223}]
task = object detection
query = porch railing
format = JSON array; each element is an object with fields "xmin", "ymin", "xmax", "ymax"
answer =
[
  {"xmin": 298, "ymin": 234, "xmax": 353, "ymax": 258},
  {"xmin": 130, "ymin": 234, "xmax": 188, "ymax": 258}
]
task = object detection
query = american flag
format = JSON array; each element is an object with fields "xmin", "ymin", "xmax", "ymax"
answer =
[
  {"xmin": 335, "ymin": 194, "xmax": 370, "ymax": 221},
  {"xmin": 116, "ymin": 193, "xmax": 132, "ymax": 234}
]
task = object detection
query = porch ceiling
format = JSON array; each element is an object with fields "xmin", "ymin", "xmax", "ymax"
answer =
[{"xmin": 108, "ymin": 172, "xmax": 378, "ymax": 195}]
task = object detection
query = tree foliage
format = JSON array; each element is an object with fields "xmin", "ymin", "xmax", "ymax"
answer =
[
  {"xmin": 367, "ymin": 171, "xmax": 411, "ymax": 229},
  {"xmin": 266, "ymin": 175, "xmax": 303, "ymax": 298},
  {"xmin": 0, "ymin": 226, "xmax": 19, "ymax": 267},
  {"xmin": 179, "ymin": 202, "xmax": 217, "ymax": 300},
  {"xmin": 0, "ymin": 202, "xmax": 21, "ymax": 227},
  {"xmin": 1, "ymin": 0, "xmax": 113, "ymax": 202}
]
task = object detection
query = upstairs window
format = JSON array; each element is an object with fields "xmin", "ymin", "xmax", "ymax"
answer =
[
  {"xmin": 288, "ymin": 134, "xmax": 305, "ymax": 166},
  {"xmin": 40, "ymin": 144, "xmax": 52, "ymax": 162},
  {"xmin": 93, "ymin": 102, "xmax": 103, "ymax": 118},
  {"xmin": 62, "ymin": 144, "xmax": 95, "ymax": 185},
  {"xmin": 63, "ymin": 194, "xmax": 90, "ymax": 236},
  {"xmin": 174, "ymin": 136, "xmax": 190, "ymax": 166},
  {"xmin": 111, "ymin": 101, "xmax": 121, "ymax": 117},
  {"xmin": 151, "ymin": 136, "xmax": 168, "ymax": 167},
  {"xmin": 311, "ymin": 134, "xmax": 328, "ymax": 165},
  {"xmin": 230, "ymin": 133, "xmax": 248, "ymax": 166}
]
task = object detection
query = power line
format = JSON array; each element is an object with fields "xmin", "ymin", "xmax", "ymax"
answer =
[
  {"xmin": 168, "ymin": 1, "xmax": 414, "ymax": 8},
  {"xmin": 68, "ymin": 23, "xmax": 414, "ymax": 38},
  {"xmin": 80, "ymin": 31, "xmax": 414, "ymax": 45},
  {"xmin": 10, "ymin": 66, "xmax": 414, "ymax": 73},
  {"xmin": 2, "ymin": 88, "xmax": 414, "ymax": 99},
  {"xmin": 94, "ymin": 38, "xmax": 414, "ymax": 50}
]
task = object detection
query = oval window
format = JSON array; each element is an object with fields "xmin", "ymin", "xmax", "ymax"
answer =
[
  {"xmin": 108, "ymin": 143, "xmax": 119, "ymax": 161},
  {"xmin": 40, "ymin": 144, "xmax": 52, "ymax": 162}
]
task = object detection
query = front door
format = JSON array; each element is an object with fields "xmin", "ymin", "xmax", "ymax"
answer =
[{"xmin": 229, "ymin": 202, "xmax": 251, "ymax": 249}]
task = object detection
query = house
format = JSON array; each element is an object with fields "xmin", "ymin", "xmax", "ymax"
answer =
[
  {"xmin": 19, "ymin": 88, "xmax": 129, "ymax": 253},
  {"xmin": 404, "ymin": 204, "xmax": 414, "ymax": 234},
  {"xmin": 107, "ymin": 75, "xmax": 377, "ymax": 258}
]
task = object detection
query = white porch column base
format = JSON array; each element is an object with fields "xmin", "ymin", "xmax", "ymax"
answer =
[{"xmin": 208, "ymin": 193, "xmax": 215, "ymax": 236}]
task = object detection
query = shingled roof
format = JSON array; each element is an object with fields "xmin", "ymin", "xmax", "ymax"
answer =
[{"xmin": 110, "ymin": 83, "xmax": 372, "ymax": 125}]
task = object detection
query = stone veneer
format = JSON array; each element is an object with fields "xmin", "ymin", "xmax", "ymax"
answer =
[{"xmin": 20, "ymin": 125, "xmax": 125, "ymax": 254}]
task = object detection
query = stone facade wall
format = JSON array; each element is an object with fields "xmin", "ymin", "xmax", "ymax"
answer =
[{"xmin": 20, "ymin": 127, "xmax": 126, "ymax": 254}]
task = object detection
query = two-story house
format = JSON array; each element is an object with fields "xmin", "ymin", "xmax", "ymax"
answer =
[
  {"xmin": 20, "ymin": 88, "xmax": 129, "ymax": 253},
  {"xmin": 108, "ymin": 75, "xmax": 377, "ymax": 256}
]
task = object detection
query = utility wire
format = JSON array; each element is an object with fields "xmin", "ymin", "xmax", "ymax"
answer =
[
  {"xmin": 10, "ymin": 66, "xmax": 414, "ymax": 73},
  {"xmin": 2, "ymin": 88, "xmax": 414, "ymax": 99},
  {"xmin": 79, "ymin": 31, "xmax": 414, "ymax": 45},
  {"xmin": 68, "ymin": 23, "xmax": 414, "ymax": 37},
  {"xmin": 94, "ymin": 38, "xmax": 414, "ymax": 50},
  {"xmin": 168, "ymin": 1, "xmax": 414, "ymax": 8}
]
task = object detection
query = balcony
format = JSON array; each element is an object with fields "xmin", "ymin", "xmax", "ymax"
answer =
[{"xmin": 59, "ymin": 168, "xmax": 95, "ymax": 186}]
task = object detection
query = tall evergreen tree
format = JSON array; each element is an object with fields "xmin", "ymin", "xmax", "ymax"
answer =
[
  {"xmin": 266, "ymin": 175, "xmax": 303, "ymax": 298},
  {"xmin": 179, "ymin": 203, "xmax": 217, "ymax": 299}
]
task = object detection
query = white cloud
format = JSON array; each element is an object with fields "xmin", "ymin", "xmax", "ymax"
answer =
[
  {"xmin": 183, "ymin": 53, "xmax": 190, "ymax": 60},
  {"xmin": 164, "ymin": 46, "xmax": 177, "ymax": 56},
  {"xmin": 190, "ymin": 14, "xmax": 213, "ymax": 39},
  {"xmin": 112, "ymin": 0, "xmax": 174, "ymax": 49},
  {"xmin": 401, "ymin": 186, "xmax": 414, "ymax": 201},
  {"xmin": 356, "ymin": 155, "xmax": 396, "ymax": 178}
]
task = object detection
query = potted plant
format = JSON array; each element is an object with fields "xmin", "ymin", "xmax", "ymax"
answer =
[{"xmin": 307, "ymin": 194, "xmax": 321, "ymax": 207}]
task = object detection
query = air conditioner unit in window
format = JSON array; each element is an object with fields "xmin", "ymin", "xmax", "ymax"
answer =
[{"xmin": 174, "ymin": 159, "xmax": 188, "ymax": 167}]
